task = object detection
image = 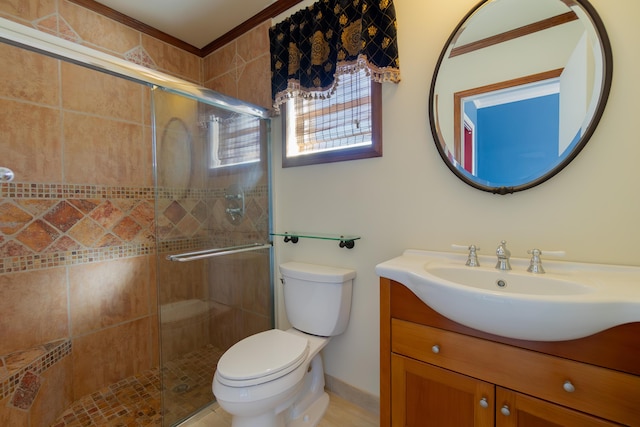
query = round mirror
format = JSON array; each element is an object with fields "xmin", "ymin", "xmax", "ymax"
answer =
[{"xmin": 429, "ymin": 0, "xmax": 612, "ymax": 194}]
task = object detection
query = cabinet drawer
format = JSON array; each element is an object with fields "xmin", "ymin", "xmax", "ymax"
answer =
[{"xmin": 392, "ymin": 319, "xmax": 640, "ymax": 426}]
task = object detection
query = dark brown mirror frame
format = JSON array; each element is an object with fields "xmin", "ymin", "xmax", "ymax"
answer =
[{"xmin": 428, "ymin": 0, "xmax": 613, "ymax": 195}]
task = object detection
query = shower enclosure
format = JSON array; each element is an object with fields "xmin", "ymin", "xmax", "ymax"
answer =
[
  {"xmin": 0, "ymin": 18, "xmax": 273, "ymax": 427},
  {"xmin": 153, "ymin": 88, "xmax": 273, "ymax": 425}
]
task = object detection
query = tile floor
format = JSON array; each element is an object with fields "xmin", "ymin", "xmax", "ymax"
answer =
[
  {"xmin": 51, "ymin": 345, "xmax": 222, "ymax": 427},
  {"xmin": 179, "ymin": 392, "xmax": 379, "ymax": 427},
  {"xmin": 51, "ymin": 343, "xmax": 378, "ymax": 427}
]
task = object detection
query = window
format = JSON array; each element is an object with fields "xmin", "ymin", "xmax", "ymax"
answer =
[
  {"xmin": 282, "ymin": 68, "xmax": 382, "ymax": 168},
  {"xmin": 208, "ymin": 113, "xmax": 262, "ymax": 171}
]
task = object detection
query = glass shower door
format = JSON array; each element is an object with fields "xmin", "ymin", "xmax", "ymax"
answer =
[{"xmin": 152, "ymin": 88, "xmax": 273, "ymax": 426}]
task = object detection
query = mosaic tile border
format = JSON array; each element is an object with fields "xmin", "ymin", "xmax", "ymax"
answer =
[
  {"xmin": 0, "ymin": 339, "xmax": 72, "ymax": 400},
  {"xmin": 158, "ymin": 238, "xmax": 210, "ymax": 255},
  {"xmin": 0, "ymin": 183, "xmax": 215, "ymax": 200},
  {"xmin": 0, "ymin": 243, "xmax": 156, "ymax": 274}
]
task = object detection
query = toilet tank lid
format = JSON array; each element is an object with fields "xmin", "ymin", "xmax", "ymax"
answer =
[{"xmin": 279, "ymin": 262, "xmax": 356, "ymax": 282}]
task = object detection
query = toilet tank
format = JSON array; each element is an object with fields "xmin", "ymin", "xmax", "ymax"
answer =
[{"xmin": 279, "ymin": 262, "xmax": 356, "ymax": 337}]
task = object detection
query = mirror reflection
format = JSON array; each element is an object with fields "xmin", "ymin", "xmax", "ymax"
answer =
[{"xmin": 429, "ymin": 0, "xmax": 612, "ymax": 193}]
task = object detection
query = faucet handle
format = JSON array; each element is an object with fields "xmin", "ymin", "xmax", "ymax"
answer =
[
  {"xmin": 526, "ymin": 249, "xmax": 566, "ymax": 274},
  {"xmin": 452, "ymin": 244, "xmax": 481, "ymax": 267},
  {"xmin": 496, "ymin": 240, "xmax": 510, "ymax": 257}
]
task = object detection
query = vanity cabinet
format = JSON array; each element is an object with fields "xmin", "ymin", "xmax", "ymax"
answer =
[{"xmin": 380, "ymin": 278, "xmax": 640, "ymax": 427}]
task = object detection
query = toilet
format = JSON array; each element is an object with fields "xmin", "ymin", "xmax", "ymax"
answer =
[{"xmin": 212, "ymin": 261, "xmax": 356, "ymax": 427}]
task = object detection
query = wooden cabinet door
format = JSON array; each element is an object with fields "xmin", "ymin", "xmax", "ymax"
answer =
[
  {"xmin": 391, "ymin": 354, "xmax": 494, "ymax": 427},
  {"xmin": 495, "ymin": 388, "xmax": 620, "ymax": 427}
]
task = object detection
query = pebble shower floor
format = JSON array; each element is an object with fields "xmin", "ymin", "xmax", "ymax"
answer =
[{"xmin": 51, "ymin": 345, "xmax": 224, "ymax": 427}]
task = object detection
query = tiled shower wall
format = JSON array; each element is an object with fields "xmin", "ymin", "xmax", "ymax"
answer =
[{"xmin": 0, "ymin": 1, "xmax": 273, "ymax": 426}]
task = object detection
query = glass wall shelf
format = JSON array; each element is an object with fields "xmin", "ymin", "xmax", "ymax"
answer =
[{"xmin": 271, "ymin": 232, "xmax": 361, "ymax": 249}]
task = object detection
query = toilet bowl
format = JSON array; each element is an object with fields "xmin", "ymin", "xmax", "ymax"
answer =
[{"xmin": 212, "ymin": 262, "xmax": 356, "ymax": 427}]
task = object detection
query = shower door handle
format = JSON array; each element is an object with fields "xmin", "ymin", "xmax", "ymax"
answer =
[{"xmin": 166, "ymin": 242, "xmax": 272, "ymax": 262}]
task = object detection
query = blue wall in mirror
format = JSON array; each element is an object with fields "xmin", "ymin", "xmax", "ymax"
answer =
[{"xmin": 470, "ymin": 95, "xmax": 560, "ymax": 186}]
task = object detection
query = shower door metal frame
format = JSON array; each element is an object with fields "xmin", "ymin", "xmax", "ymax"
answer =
[
  {"xmin": 0, "ymin": 17, "xmax": 275, "ymax": 426},
  {"xmin": 0, "ymin": 17, "xmax": 269, "ymax": 120}
]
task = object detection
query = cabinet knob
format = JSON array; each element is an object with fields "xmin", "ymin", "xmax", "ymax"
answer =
[
  {"xmin": 563, "ymin": 380, "xmax": 576, "ymax": 393},
  {"xmin": 479, "ymin": 397, "xmax": 489, "ymax": 408},
  {"xmin": 500, "ymin": 405, "xmax": 511, "ymax": 416},
  {"xmin": 431, "ymin": 345, "xmax": 440, "ymax": 354}
]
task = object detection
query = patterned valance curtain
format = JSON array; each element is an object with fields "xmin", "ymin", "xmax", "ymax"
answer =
[{"xmin": 269, "ymin": 0, "xmax": 401, "ymax": 110}]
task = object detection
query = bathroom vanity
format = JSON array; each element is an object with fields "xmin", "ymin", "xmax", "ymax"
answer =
[{"xmin": 379, "ymin": 278, "xmax": 640, "ymax": 426}]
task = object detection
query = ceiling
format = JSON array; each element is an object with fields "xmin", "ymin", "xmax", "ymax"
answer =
[{"xmin": 90, "ymin": 0, "xmax": 301, "ymax": 52}]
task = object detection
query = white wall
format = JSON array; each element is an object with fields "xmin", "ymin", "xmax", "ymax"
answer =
[{"xmin": 272, "ymin": 0, "xmax": 640, "ymax": 398}]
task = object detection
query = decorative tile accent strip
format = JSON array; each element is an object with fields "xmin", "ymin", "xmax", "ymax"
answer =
[
  {"xmin": 32, "ymin": 14, "xmax": 81, "ymax": 44},
  {"xmin": 158, "ymin": 238, "xmax": 210, "ymax": 255},
  {"xmin": 0, "ymin": 183, "xmax": 156, "ymax": 200},
  {"xmin": 0, "ymin": 243, "xmax": 155, "ymax": 274},
  {"xmin": 124, "ymin": 46, "xmax": 158, "ymax": 70},
  {"xmin": 10, "ymin": 370, "xmax": 42, "ymax": 410},
  {"xmin": 0, "ymin": 182, "xmax": 269, "ymax": 272},
  {"xmin": 0, "ymin": 182, "xmax": 253, "ymax": 201},
  {"xmin": 0, "ymin": 339, "xmax": 71, "ymax": 401}
]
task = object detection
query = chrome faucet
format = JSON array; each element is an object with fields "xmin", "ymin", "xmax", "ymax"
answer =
[
  {"xmin": 451, "ymin": 244, "xmax": 480, "ymax": 267},
  {"xmin": 465, "ymin": 245, "xmax": 480, "ymax": 267},
  {"xmin": 526, "ymin": 249, "xmax": 566, "ymax": 274},
  {"xmin": 495, "ymin": 240, "xmax": 511, "ymax": 270},
  {"xmin": 527, "ymin": 249, "xmax": 545, "ymax": 274}
]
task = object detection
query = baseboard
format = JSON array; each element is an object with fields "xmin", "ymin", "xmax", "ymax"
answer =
[{"xmin": 324, "ymin": 374, "xmax": 380, "ymax": 416}]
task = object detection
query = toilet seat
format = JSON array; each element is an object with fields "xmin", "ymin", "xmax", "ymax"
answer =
[{"xmin": 216, "ymin": 329, "xmax": 310, "ymax": 387}]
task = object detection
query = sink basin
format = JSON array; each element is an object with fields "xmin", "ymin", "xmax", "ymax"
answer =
[
  {"xmin": 425, "ymin": 265, "xmax": 593, "ymax": 296},
  {"xmin": 375, "ymin": 249, "xmax": 640, "ymax": 341}
]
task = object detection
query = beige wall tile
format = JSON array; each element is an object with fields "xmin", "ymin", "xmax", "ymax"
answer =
[
  {"xmin": 72, "ymin": 317, "xmax": 152, "ymax": 398},
  {"xmin": 209, "ymin": 306, "xmax": 241, "ymax": 351},
  {"xmin": 241, "ymin": 252, "xmax": 271, "ymax": 317},
  {"xmin": 157, "ymin": 255, "xmax": 205, "ymax": 305},
  {"xmin": 0, "ymin": 395, "xmax": 29, "ymax": 427},
  {"xmin": 207, "ymin": 256, "xmax": 242, "ymax": 307},
  {"xmin": 143, "ymin": 125, "xmax": 155, "ymax": 188},
  {"xmin": 141, "ymin": 34, "xmax": 201, "ymax": 83},
  {"xmin": 203, "ymin": 42, "xmax": 237, "ymax": 82},
  {"xmin": 0, "ymin": 268, "xmax": 68, "ymax": 355},
  {"xmin": 63, "ymin": 112, "xmax": 149, "ymax": 186},
  {"xmin": 60, "ymin": 0, "xmax": 140, "ymax": 55},
  {"xmin": 61, "ymin": 61, "xmax": 144, "ymax": 123},
  {"xmin": 0, "ymin": 42, "xmax": 59, "ymax": 106},
  {"xmin": 143, "ymin": 86, "xmax": 153, "ymax": 126},
  {"xmin": 148, "ymin": 254, "xmax": 158, "ymax": 315},
  {"xmin": 0, "ymin": 99, "xmax": 62, "ymax": 183},
  {"xmin": 150, "ymin": 314, "xmax": 159, "ymax": 367},
  {"xmin": 236, "ymin": 21, "xmax": 270, "ymax": 65},
  {"xmin": 160, "ymin": 310, "xmax": 210, "ymax": 361},
  {"xmin": 69, "ymin": 256, "xmax": 151, "ymax": 336},
  {"xmin": 241, "ymin": 310, "xmax": 271, "ymax": 340},
  {"xmin": 204, "ymin": 71, "xmax": 238, "ymax": 100},
  {"xmin": 0, "ymin": 0, "xmax": 56, "ymax": 22},
  {"xmin": 238, "ymin": 54, "xmax": 271, "ymax": 109},
  {"xmin": 30, "ymin": 355, "xmax": 74, "ymax": 427}
]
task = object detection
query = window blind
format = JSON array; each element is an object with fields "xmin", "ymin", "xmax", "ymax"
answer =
[
  {"xmin": 209, "ymin": 114, "xmax": 261, "ymax": 168},
  {"xmin": 286, "ymin": 68, "xmax": 372, "ymax": 157}
]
